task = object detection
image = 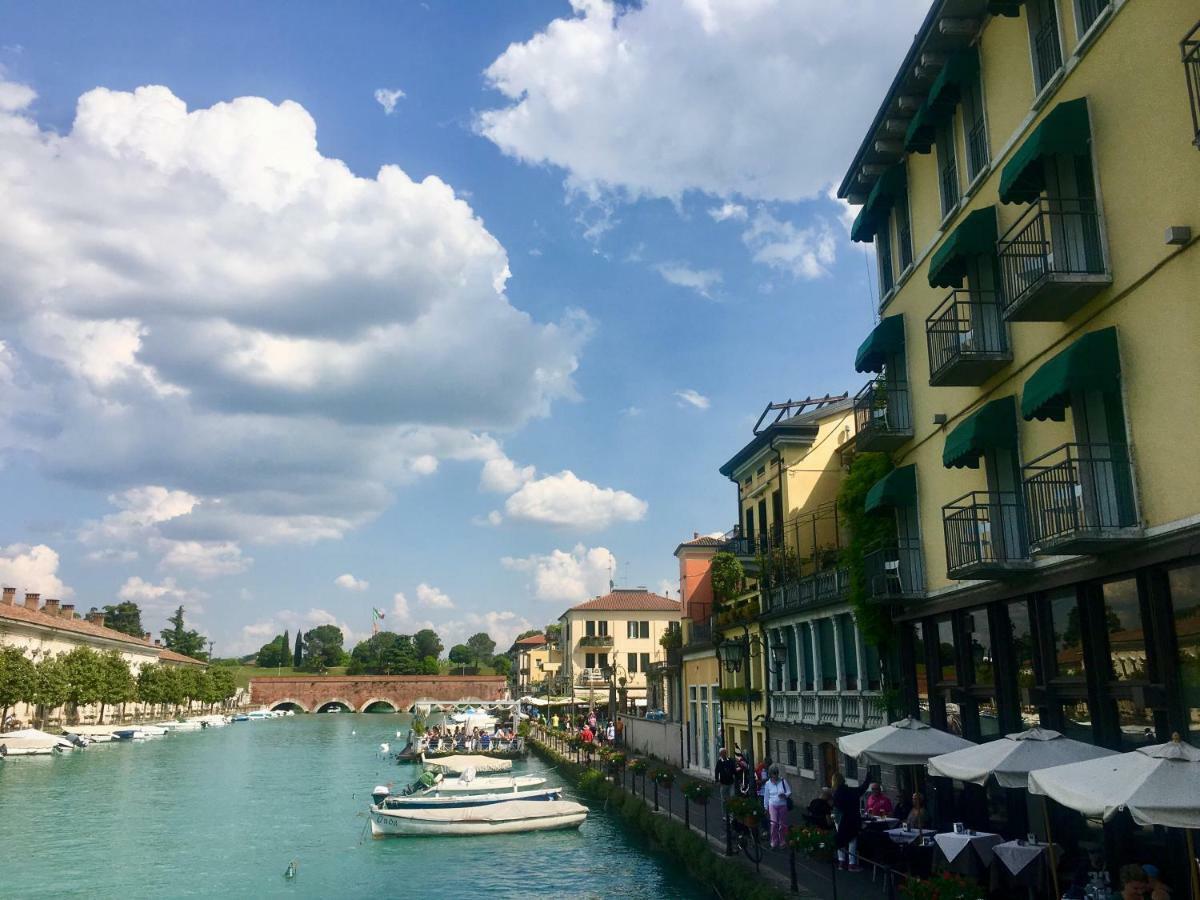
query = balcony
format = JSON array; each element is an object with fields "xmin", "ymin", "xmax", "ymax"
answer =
[
  {"xmin": 926, "ymin": 290, "xmax": 1010, "ymax": 386},
  {"xmin": 768, "ymin": 690, "xmax": 886, "ymax": 730},
  {"xmin": 853, "ymin": 376, "xmax": 913, "ymax": 452},
  {"xmin": 719, "ymin": 526, "xmax": 759, "ymax": 560},
  {"xmin": 1023, "ymin": 442, "xmax": 1141, "ymax": 554},
  {"xmin": 943, "ymin": 491, "xmax": 1032, "ymax": 580},
  {"xmin": 864, "ymin": 538, "xmax": 925, "ymax": 602},
  {"xmin": 765, "ymin": 567, "xmax": 850, "ymax": 614},
  {"xmin": 684, "ymin": 619, "xmax": 713, "ymax": 649},
  {"xmin": 997, "ymin": 198, "xmax": 1110, "ymax": 321},
  {"xmin": 577, "ymin": 634, "xmax": 614, "ymax": 648},
  {"xmin": 1185, "ymin": 21, "xmax": 1200, "ymax": 149}
]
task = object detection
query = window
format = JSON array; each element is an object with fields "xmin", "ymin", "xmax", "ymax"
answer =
[
  {"xmin": 936, "ymin": 122, "xmax": 960, "ymax": 219},
  {"xmin": 1008, "ymin": 600, "xmax": 1040, "ymax": 724},
  {"xmin": 838, "ymin": 614, "xmax": 858, "ymax": 690},
  {"xmin": 756, "ymin": 465, "xmax": 766, "ymax": 478},
  {"xmin": 640, "ymin": 621, "xmax": 650, "ymax": 639},
  {"xmin": 800, "ymin": 623, "xmax": 815, "ymax": 691},
  {"xmin": 894, "ymin": 186, "xmax": 914, "ymax": 272},
  {"xmin": 586, "ymin": 620, "xmax": 596, "ymax": 637},
  {"xmin": 640, "ymin": 652, "xmax": 650, "ymax": 673},
  {"xmin": 802, "ymin": 742, "xmax": 814, "ymax": 770},
  {"xmin": 911, "ymin": 622, "xmax": 930, "ymax": 722},
  {"xmin": 627, "ymin": 652, "xmax": 638, "ymax": 673},
  {"xmin": 962, "ymin": 64, "xmax": 989, "ymax": 182},
  {"xmin": 745, "ymin": 506, "xmax": 755, "ymax": 542},
  {"xmin": 863, "ymin": 636, "xmax": 882, "ymax": 691},
  {"xmin": 876, "ymin": 220, "xmax": 895, "ymax": 298},
  {"xmin": 585, "ymin": 652, "xmax": 596, "ymax": 669},
  {"xmin": 966, "ymin": 608, "xmax": 995, "ymax": 688},
  {"xmin": 598, "ymin": 620, "xmax": 609, "ymax": 637},
  {"xmin": 1049, "ymin": 587, "xmax": 1086, "ymax": 679},
  {"xmin": 844, "ymin": 754, "xmax": 859, "ymax": 781},
  {"xmin": 1168, "ymin": 564, "xmax": 1200, "ymax": 741},
  {"xmin": 1028, "ymin": 0, "xmax": 1063, "ymax": 94},
  {"xmin": 1074, "ymin": 0, "xmax": 1110, "ymax": 38},
  {"xmin": 1103, "ymin": 578, "xmax": 1150, "ymax": 684},
  {"xmin": 817, "ymin": 618, "xmax": 837, "ymax": 690},
  {"xmin": 936, "ymin": 617, "xmax": 958, "ymax": 684},
  {"xmin": 786, "ymin": 739, "xmax": 798, "ymax": 768}
]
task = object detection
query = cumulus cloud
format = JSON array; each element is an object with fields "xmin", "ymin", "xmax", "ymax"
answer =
[
  {"xmin": 480, "ymin": 454, "xmax": 537, "ymax": 494},
  {"xmin": 436, "ymin": 609, "xmax": 536, "ymax": 652},
  {"xmin": 655, "ymin": 263, "xmax": 722, "ymax": 298},
  {"xmin": 0, "ymin": 82, "xmax": 588, "ymax": 549},
  {"xmin": 117, "ymin": 576, "xmax": 207, "ymax": 613},
  {"xmin": 373, "ymin": 87, "xmax": 405, "ymax": 114},
  {"xmin": 80, "ymin": 486, "xmax": 198, "ymax": 548},
  {"xmin": 155, "ymin": 539, "xmax": 251, "ymax": 578},
  {"xmin": 416, "ymin": 582, "xmax": 455, "ymax": 609},
  {"xmin": 504, "ymin": 471, "xmax": 647, "ymax": 529},
  {"xmin": 674, "ymin": 389, "xmax": 710, "ymax": 410},
  {"xmin": 478, "ymin": 0, "xmax": 927, "ymax": 202},
  {"xmin": 742, "ymin": 211, "xmax": 837, "ymax": 280},
  {"xmin": 0, "ymin": 80, "xmax": 35, "ymax": 112},
  {"xmin": 502, "ymin": 544, "xmax": 615, "ymax": 604},
  {"xmin": 709, "ymin": 202, "xmax": 748, "ymax": 222},
  {"xmin": 0, "ymin": 543, "xmax": 73, "ymax": 598},
  {"xmin": 335, "ymin": 573, "xmax": 370, "ymax": 592}
]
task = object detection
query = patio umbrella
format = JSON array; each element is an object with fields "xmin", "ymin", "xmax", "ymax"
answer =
[
  {"xmin": 1028, "ymin": 733, "xmax": 1200, "ymax": 900},
  {"xmin": 838, "ymin": 717, "xmax": 976, "ymax": 766},
  {"xmin": 927, "ymin": 726, "xmax": 1117, "ymax": 788}
]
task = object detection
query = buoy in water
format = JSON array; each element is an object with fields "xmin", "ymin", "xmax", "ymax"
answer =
[{"xmin": 284, "ymin": 859, "xmax": 299, "ymax": 880}]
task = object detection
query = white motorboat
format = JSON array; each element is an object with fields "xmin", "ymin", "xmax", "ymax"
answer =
[
  {"xmin": 0, "ymin": 728, "xmax": 76, "ymax": 750},
  {"xmin": 369, "ymin": 799, "xmax": 587, "ymax": 837},
  {"xmin": 422, "ymin": 754, "xmax": 513, "ymax": 775},
  {"xmin": 433, "ymin": 774, "xmax": 547, "ymax": 794},
  {"xmin": 111, "ymin": 728, "xmax": 151, "ymax": 741},
  {"xmin": 155, "ymin": 720, "xmax": 203, "ymax": 732},
  {"xmin": 378, "ymin": 786, "xmax": 563, "ymax": 809}
]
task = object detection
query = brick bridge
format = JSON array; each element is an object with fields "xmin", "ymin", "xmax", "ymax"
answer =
[{"xmin": 249, "ymin": 675, "xmax": 508, "ymax": 713}]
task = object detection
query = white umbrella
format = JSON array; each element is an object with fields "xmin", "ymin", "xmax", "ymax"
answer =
[
  {"xmin": 838, "ymin": 716, "xmax": 976, "ymax": 766},
  {"xmin": 928, "ymin": 727, "xmax": 1117, "ymax": 788}
]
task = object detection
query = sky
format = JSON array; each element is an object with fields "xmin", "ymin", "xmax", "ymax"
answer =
[{"xmin": 0, "ymin": 0, "xmax": 929, "ymax": 658}]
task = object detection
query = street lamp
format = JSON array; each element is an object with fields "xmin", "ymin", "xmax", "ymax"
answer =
[
  {"xmin": 600, "ymin": 662, "xmax": 628, "ymax": 724},
  {"xmin": 714, "ymin": 626, "xmax": 788, "ymax": 768}
]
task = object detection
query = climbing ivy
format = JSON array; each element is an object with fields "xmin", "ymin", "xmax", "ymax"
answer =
[{"xmin": 837, "ymin": 452, "xmax": 897, "ymax": 648}]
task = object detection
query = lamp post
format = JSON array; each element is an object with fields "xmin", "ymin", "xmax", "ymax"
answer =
[
  {"xmin": 715, "ymin": 625, "xmax": 788, "ymax": 768},
  {"xmin": 600, "ymin": 662, "xmax": 628, "ymax": 725}
]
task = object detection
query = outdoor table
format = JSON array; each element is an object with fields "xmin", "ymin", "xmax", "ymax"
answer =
[
  {"xmin": 933, "ymin": 830, "xmax": 1004, "ymax": 876},
  {"xmin": 991, "ymin": 840, "xmax": 1060, "ymax": 898},
  {"xmin": 885, "ymin": 827, "xmax": 937, "ymax": 845},
  {"xmin": 863, "ymin": 816, "xmax": 900, "ymax": 829}
]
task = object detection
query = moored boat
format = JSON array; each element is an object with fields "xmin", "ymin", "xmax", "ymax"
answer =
[
  {"xmin": 379, "ymin": 786, "xmax": 562, "ymax": 809},
  {"xmin": 431, "ymin": 774, "xmax": 547, "ymax": 794},
  {"xmin": 369, "ymin": 798, "xmax": 587, "ymax": 837},
  {"xmin": 420, "ymin": 754, "xmax": 513, "ymax": 775}
]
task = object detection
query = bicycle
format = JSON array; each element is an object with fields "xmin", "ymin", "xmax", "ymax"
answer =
[{"xmin": 732, "ymin": 816, "xmax": 764, "ymax": 865}]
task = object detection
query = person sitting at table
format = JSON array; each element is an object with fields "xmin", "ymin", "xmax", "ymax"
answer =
[
  {"xmin": 805, "ymin": 787, "xmax": 833, "ymax": 829},
  {"xmin": 904, "ymin": 792, "xmax": 929, "ymax": 829},
  {"xmin": 865, "ymin": 783, "xmax": 893, "ymax": 818}
]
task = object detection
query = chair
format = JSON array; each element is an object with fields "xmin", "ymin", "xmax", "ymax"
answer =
[{"xmin": 883, "ymin": 559, "xmax": 904, "ymax": 595}]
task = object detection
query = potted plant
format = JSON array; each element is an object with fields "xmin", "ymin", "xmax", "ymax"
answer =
[
  {"xmin": 726, "ymin": 795, "xmax": 760, "ymax": 827},
  {"xmin": 652, "ymin": 768, "xmax": 675, "ymax": 788},
  {"xmin": 628, "ymin": 758, "xmax": 648, "ymax": 776},
  {"xmin": 787, "ymin": 825, "xmax": 834, "ymax": 861},
  {"xmin": 605, "ymin": 751, "xmax": 625, "ymax": 773},
  {"xmin": 682, "ymin": 781, "xmax": 711, "ymax": 805}
]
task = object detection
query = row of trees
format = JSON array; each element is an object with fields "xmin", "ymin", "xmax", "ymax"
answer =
[
  {"xmin": 0, "ymin": 644, "xmax": 235, "ymax": 727},
  {"xmin": 255, "ymin": 624, "xmax": 348, "ymax": 672}
]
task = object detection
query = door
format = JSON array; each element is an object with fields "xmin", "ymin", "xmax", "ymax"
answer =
[
  {"xmin": 821, "ymin": 741, "xmax": 840, "ymax": 787},
  {"xmin": 1044, "ymin": 153, "xmax": 1101, "ymax": 274},
  {"xmin": 984, "ymin": 447, "xmax": 1025, "ymax": 561},
  {"xmin": 1071, "ymin": 389, "xmax": 1134, "ymax": 529},
  {"xmin": 757, "ymin": 499, "xmax": 769, "ymax": 551},
  {"xmin": 771, "ymin": 490, "xmax": 784, "ymax": 545}
]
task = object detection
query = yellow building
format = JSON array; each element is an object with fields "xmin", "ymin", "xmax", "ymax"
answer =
[
  {"xmin": 508, "ymin": 633, "xmax": 560, "ymax": 694},
  {"xmin": 838, "ymin": 0, "xmax": 1199, "ymax": 773},
  {"xmin": 558, "ymin": 588, "xmax": 681, "ymax": 712},
  {"xmin": 674, "ymin": 534, "xmax": 723, "ymax": 777}
]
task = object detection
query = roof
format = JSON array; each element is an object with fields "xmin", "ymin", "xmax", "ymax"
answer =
[
  {"xmin": 511, "ymin": 633, "xmax": 548, "ymax": 648},
  {"xmin": 719, "ymin": 395, "xmax": 853, "ymax": 479},
  {"xmin": 157, "ymin": 648, "xmax": 208, "ymax": 667},
  {"xmin": 0, "ymin": 602, "xmax": 154, "ymax": 651},
  {"xmin": 673, "ymin": 533, "xmax": 724, "ymax": 558},
  {"xmin": 565, "ymin": 589, "xmax": 681, "ymax": 614}
]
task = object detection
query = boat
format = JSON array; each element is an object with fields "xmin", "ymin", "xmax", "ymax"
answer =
[
  {"xmin": 369, "ymin": 799, "xmax": 587, "ymax": 837},
  {"xmin": 0, "ymin": 728, "xmax": 76, "ymax": 750},
  {"xmin": 155, "ymin": 720, "xmax": 203, "ymax": 732},
  {"xmin": 432, "ymin": 774, "xmax": 547, "ymax": 794},
  {"xmin": 379, "ymin": 786, "xmax": 563, "ymax": 809},
  {"xmin": 111, "ymin": 728, "xmax": 151, "ymax": 741},
  {"xmin": 420, "ymin": 754, "xmax": 513, "ymax": 775},
  {"xmin": 232, "ymin": 715, "xmax": 250, "ymax": 722}
]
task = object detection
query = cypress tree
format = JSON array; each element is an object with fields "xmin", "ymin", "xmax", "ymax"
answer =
[
  {"xmin": 293, "ymin": 630, "xmax": 303, "ymax": 668},
  {"xmin": 280, "ymin": 630, "xmax": 289, "ymax": 668}
]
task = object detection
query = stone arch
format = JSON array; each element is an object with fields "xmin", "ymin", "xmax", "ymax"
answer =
[
  {"xmin": 269, "ymin": 698, "xmax": 311, "ymax": 713},
  {"xmin": 359, "ymin": 698, "xmax": 399, "ymax": 713},
  {"xmin": 315, "ymin": 698, "xmax": 355, "ymax": 713}
]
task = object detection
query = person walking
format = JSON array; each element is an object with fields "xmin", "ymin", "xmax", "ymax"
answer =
[
  {"xmin": 614, "ymin": 717, "xmax": 624, "ymax": 745},
  {"xmin": 761, "ymin": 764, "xmax": 793, "ymax": 849},
  {"xmin": 714, "ymin": 747, "xmax": 736, "ymax": 805},
  {"xmin": 831, "ymin": 772, "xmax": 868, "ymax": 872},
  {"xmin": 605, "ymin": 721, "xmax": 615, "ymax": 743}
]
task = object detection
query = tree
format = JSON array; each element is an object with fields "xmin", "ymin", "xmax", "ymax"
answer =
[
  {"xmin": 280, "ymin": 630, "xmax": 289, "ymax": 666},
  {"xmin": 544, "ymin": 623, "xmax": 562, "ymax": 648},
  {"xmin": 34, "ymin": 655, "xmax": 69, "ymax": 728},
  {"xmin": 448, "ymin": 644, "xmax": 473, "ymax": 666},
  {"xmin": 466, "ymin": 632, "xmax": 496, "ymax": 666},
  {"xmin": 710, "ymin": 552, "xmax": 746, "ymax": 606},
  {"xmin": 209, "ymin": 668, "xmax": 236, "ymax": 709},
  {"xmin": 256, "ymin": 635, "xmax": 288, "ymax": 669},
  {"xmin": 101, "ymin": 601, "xmax": 144, "ymax": 639},
  {"xmin": 96, "ymin": 650, "xmax": 135, "ymax": 724},
  {"xmin": 492, "ymin": 655, "xmax": 512, "ymax": 678},
  {"xmin": 347, "ymin": 632, "xmax": 419, "ymax": 675},
  {"xmin": 514, "ymin": 629, "xmax": 543, "ymax": 643},
  {"xmin": 419, "ymin": 656, "xmax": 440, "ymax": 675},
  {"xmin": 413, "ymin": 628, "xmax": 443, "ymax": 662},
  {"xmin": 159, "ymin": 666, "xmax": 186, "ymax": 713},
  {"xmin": 138, "ymin": 664, "xmax": 169, "ymax": 716},
  {"xmin": 161, "ymin": 606, "xmax": 209, "ymax": 661},
  {"xmin": 292, "ymin": 630, "xmax": 303, "ymax": 668},
  {"xmin": 60, "ymin": 646, "xmax": 104, "ymax": 724},
  {"xmin": 0, "ymin": 645, "xmax": 37, "ymax": 727},
  {"xmin": 301, "ymin": 624, "xmax": 346, "ymax": 672}
]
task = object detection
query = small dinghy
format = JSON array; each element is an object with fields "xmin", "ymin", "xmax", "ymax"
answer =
[{"xmin": 369, "ymin": 798, "xmax": 587, "ymax": 837}]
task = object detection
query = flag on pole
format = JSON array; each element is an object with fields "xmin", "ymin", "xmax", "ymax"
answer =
[
  {"xmin": 372, "ymin": 608, "xmax": 385, "ymax": 620},
  {"xmin": 372, "ymin": 607, "xmax": 385, "ymax": 634}
]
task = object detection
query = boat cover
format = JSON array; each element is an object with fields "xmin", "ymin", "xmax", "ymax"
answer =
[
  {"xmin": 424, "ymin": 754, "xmax": 513, "ymax": 774},
  {"xmin": 376, "ymin": 799, "xmax": 586, "ymax": 823}
]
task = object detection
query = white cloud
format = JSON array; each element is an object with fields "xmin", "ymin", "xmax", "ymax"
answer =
[
  {"xmin": 0, "ymin": 543, "xmax": 73, "ymax": 599},
  {"xmin": 0, "ymin": 80, "xmax": 34, "ymax": 112},
  {"xmin": 416, "ymin": 582, "xmax": 455, "ymax": 609},
  {"xmin": 656, "ymin": 578, "xmax": 676, "ymax": 600},
  {"xmin": 155, "ymin": 539, "xmax": 251, "ymax": 579},
  {"xmin": 435, "ymin": 609, "xmax": 535, "ymax": 652},
  {"xmin": 480, "ymin": 454, "xmax": 536, "ymax": 494},
  {"xmin": 504, "ymin": 471, "xmax": 647, "ymax": 529},
  {"xmin": 335, "ymin": 573, "xmax": 370, "ymax": 592},
  {"xmin": 117, "ymin": 576, "xmax": 207, "ymax": 613},
  {"xmin": 374, "ymin": 87, "xmax": 406, "ymax": 115},
  {"xmin": 478, "ymin": 0, "xmax": 928, "ymax": 202},
  {"xmin": 621, "ymin": 406, "xmax": 643, "ymax": 417},
  {"xmin": 80, "ymin": 486, "xmax": 199, "ymax": 548},
  {"xmin": 487, "ymin": 509, "xmax": 503, "ymax": 526},
  {"xmin": 229, "ymin": 607, "xmax": 357, "ymax": 656},
  {"xmin": 502, "ymin": 544, "xmax": 615, "ymax": 604},
  {"xmin": 0, "ymin": 82, "xmax": 589, "ymax": 550},
  {"xmin": 674, "ymin": 389, "xmax": 710, "ymax": 410},
  {"xmin": 742, "ymin": 211, "xmax": 837, "ymax": 280},
  {"xmin": 655, "ymin": 263, "xmax": 722, "ymax": 298},
  {"xmin": 708, "ymin": 202, "xmax": 748, "ymax": 222}
]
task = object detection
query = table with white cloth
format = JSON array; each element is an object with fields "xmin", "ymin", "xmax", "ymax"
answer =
[
  {"xmin": 991, "ymin": 840, "xmax": 1061, "ymax": 893},
  {"xmin": 933, "ymin": 830, "xmax": 1004, "ymax": 875},
  {"xmin": 885, "ymin": 827, "xmax": 937, "ymax": 845}
]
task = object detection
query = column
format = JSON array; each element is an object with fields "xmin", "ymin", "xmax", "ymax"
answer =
[
  {"xmin": 832, "ymin": 615, "xmax": 846, "ymax": 692},
  {"xmin": 853, "ymin": 617, "xmax": 867, "ymax": 693},
  {"xmin": 809, "ymin": 622, "xmax": 821, "ymax": 691}
]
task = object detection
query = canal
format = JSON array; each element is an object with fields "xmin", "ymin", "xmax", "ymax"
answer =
[{"xmin": 0, "ymin": 715, "xmax": 707, "ymax": 899}]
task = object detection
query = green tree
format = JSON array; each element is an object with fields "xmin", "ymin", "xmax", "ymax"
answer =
[
  {"xmin": 347, "ymin": 632, "xmax": 419, "ymax": 675},
  {"xmin": 0, "ymin": 645, "xmax": 37, "ymax": 727},
  {"xmin": 209, "ymin": 667, "xmax": 236, "ymax": 709},
  {"xmin": 448, "ymin": 643, "xmax": 473, "ymax": 666},
  {"xmin": 466, "ymin": 632, "xmax": 496, "ymax": 666},
  {"xmin": 101, "ymin": 601, "xmax": 144, "ymax": 638},
  {"xmin": 413, "ymin": 628, "xmax": 444, "ymax": 661},
  {"xmin": 419, "ymin": 655, "xmax": 440, "ymax": 675},
  {"xmin": 161, "ymin": 606, "xmax": 209, "ymax": 661},
  {"xmin": 544, "ymin": 623, "xmax": 562, "ymax": 648},
  {"xmin": 514, "ymin": 629, "xmax": 542, "ymax": 642},
  {"xmin": 60, "ymin": 646, "xmax": 104, "ymax": 724},
  {"xmin": 256, "ymin": 634, "xmax": 288, "ymax": 669},
  {"xmin": 292, "ymin": 630, "xmax": 303, "ymax": 668},
  {"xmin": 838, "ymin": 451, "xmax": 897, "ymax": 647},
  {"xmin": 710, "ymin": 552, "xmax": 745, "ymax": 605},
  {"xmin": 301, "ymin": 624, "xmax": 346, "ymax": 672},
  {"xmin": 160, "ymin": 666, "xmax": 186, "ymax": 713},
  {"xmin": 34, "ymin": 655, "xmax": 70, "ymax": 728},
  {"xmin": 137, "ymin": 664, "xmax": 168, "ymax": 716},
  {"xmin": 96, "ymin": 650, "xmax": 135, "ymax": 724},
  {"xmin": 492, "ymin": 655, "xmax": 513, "ymax": 678}
]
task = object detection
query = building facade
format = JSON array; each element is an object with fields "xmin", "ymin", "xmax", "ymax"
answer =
[
  {"xmin": 508, "ymin": 632, "xmax": 560, "ymax": 694},
  {"xmin": 674, "ymin": 534, "xmax": 723, "ymax": 777}
]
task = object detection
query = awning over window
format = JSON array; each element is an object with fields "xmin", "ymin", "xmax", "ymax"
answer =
[
  {"xmin": 864, "ymin": 464, "xmax": 917, "ymax": 514},
  {"xmin": 927, "ymin": 206, "xmax": 999, "ymax": 288},
  {"xmin": 905, "ymin": 48, "xmax": 981, "ymax": 154},
  {"xmin": 987, "ymin": 0, "xmax": 1024, "ymax": 16},
  {"xmin": 999, "ymin": 97, "xmax": 1092, "ymax": 204},
  {"xmin": 942, "ymin": 396, "xmax": 1018, "ymax": 469},
  {"xmin": 1021, "ymin": 327, "xmax": 1120, "ymax": 422},
  {"xmin": 850, "ymin": 164, "xmax": 907, "ymax": 243},
  {"xmin": 854, "ymin": 314, "xmax": 905, "ymax": 374}
]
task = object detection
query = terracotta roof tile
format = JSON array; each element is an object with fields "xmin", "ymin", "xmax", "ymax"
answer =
[
  {"xmin": 0, "ymin": 602, "xmax": 153, "ymax": 650},
  {"xmin": 568, "ymin": 589, "xmax": 681, "ymax": 613},
  {"xmin": 512, "ymin": 634, "xmax": 547, "ymax": 647}
]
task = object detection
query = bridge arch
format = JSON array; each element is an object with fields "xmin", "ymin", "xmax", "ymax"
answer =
[
  {"xmin": 268, "ymin": 698, "xmax": 311, "ymax": 713},
  {"xmin": 359, "ymin": 698, "xmax": 399, "ymax": 713},
  {"xmin": 315, "ymin": 698, "xmax": 355, "ymax": 713}
]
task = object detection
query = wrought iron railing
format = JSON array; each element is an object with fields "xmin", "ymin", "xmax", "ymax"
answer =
[
  {"xmin": 719, "ymin": 526, "xmax": 756, "ymax": 558},
  {"xmin": 939, "ymin": 155, "xmax": 959, "ymax": 218},
  {"xmin": 577, "ymin": 634, "xmax": 614, "ymax": 648},
  {"xmin": 864, "ymin": 538, "xmax": 924, "ymax": 599},
  {"xmin": 1033, "ymin": 15, "xmax": 1063, "ymax": 91},
  {"xmin": 685, "ymin": 620, "xmax": 712, "ymax": 647},
  {"xmin": 943, "ymin": 491, "xmax": 1029, "ymax": 575},
  {"xmin": 967, "ymin": 116, "xmax": 989, "ymax": 181},
  {"xmin": 1077, "ymin": 0, "xmax": 1110, "ymax": 36},
  {"xmin": 853, "ymin": 375, "xmax": 913, "ymax": 442},
  {"xmin": 765, "ymin": 567, "xmax": 851, "ymax": 612},
  {"xmin": 926, "ymin": 289, "xmax": 1007, "ymax": 383},
  {"xmin": 1023, "ymin": 442, "xmax": 1138, "ymax": 549},
  {"xmin": 1184, "ymin": 21, "xmax": 1200, "ymax": 148},
  {"xmin": 997, "ymin": 198, "xmax": 1106, "ymax": 316}
]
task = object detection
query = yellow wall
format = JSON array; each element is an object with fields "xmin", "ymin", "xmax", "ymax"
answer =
[
  {"xmin": 560, "ymin": 608, "xmax": 679, "ymax": 694},
  {"xmin": 866, "ymin": 1, "xmax": 1200, "ymax": 592}
]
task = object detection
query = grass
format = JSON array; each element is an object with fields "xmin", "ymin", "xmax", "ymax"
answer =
[{"xmin": 221, "ymin": 665, "xmax": 348, "ymax": 690}]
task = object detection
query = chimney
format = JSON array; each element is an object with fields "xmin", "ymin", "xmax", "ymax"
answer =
[
  {"xmin": 42, "ymin": 598, "xmax": 60, "ymax": 615},
  {"xmin": 61, "ymin": 603, "xmax": 75, "ymax": 619},
  {"xmin": 143, "ymin": 632, "xmax": 152, "ymax": 642},
  {"xmin": 85, "ymin": 610, "xmax": 105, "ymax": 627},
  {"xmin": 693, "ymin": 532, "xmax": 699, "ymax": 539},
  {"xmin": 2, "ymin": 587, "xmax": 14, "ymax": 606},
  {"xmin": 154, "ymin": 639, "xmax": 162, "ymax": 647},
  {"xmin": 24, "ymin": 592, "xmax": 40, "ymax": 610}
]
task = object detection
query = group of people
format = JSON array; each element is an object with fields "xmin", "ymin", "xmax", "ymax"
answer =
[
  {"xmin": 554, "ymin": 709, "xmax": 624, "ymax": 746},
  {"xmin": 713, "ymin": 748, "xmax": 796, "ymax": 849},
  {"xmin": 421, "ymin": 723, "xmax": 517, "ymax": 751}
]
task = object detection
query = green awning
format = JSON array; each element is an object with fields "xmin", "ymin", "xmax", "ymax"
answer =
[
  {"xmin": 904, "ymin": 48, "xmax": 981, "ymax": 154},
  {"xmin": 927, "ymin": 206, "xmax": 999, "ymax": 288},
  {"xmin": 864, "ymin": 465, "xmax": 917, "ymax": 514},
  {"xmin": 943, "ymin": 396, "xmax": 1018, "ymax": 469},
  {"xmin": 999, "ymin": 98, "xmax": 1092, "ymax": 204},
  {"xmin": 987, "ymin": 0, "xmax": 1024, "ymax": 16},
  {"xmin": 854, "ymin": 314, "xmax": 905, "ymax": 374},
  {"xmin": 850, "ymin": 164, "xmax": 907, "ymax": 243},
  {"xmin": 1021, "ymin": 327, "xmax": 1120, "ymax": 422}
]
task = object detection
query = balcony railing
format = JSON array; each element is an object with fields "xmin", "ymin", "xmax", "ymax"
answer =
[
  {"xmin": 575, "ymin": 668, "xmax": 609, "ymax": 687},
  {"xmin": 926, "ymin": 289, "xmax": 1010, "ymax": 386},
  {"xmin": 1184, "ymin": 21, "xmax": 1200, "ymax": 148},
  {"xmin": 966, "ymin": 116, "xmax": 989, "ymax": 182},
  {"xmin": 768, "ymin": 690, "xmax": 886, "ymax": 730},
  {"xmin": 1033, "ymin": 15, "xmax": 1062, "ymax": 92},
  {"xmin": 577, "ymin": 634, "xmax": 614, "ymax": 648},
  {"xmin": 943, "ymin": 491, "xmax": 1032, "ymax": 580},
  {"xmin": 765, "ymin": 567, "xmax": 850, "ymax": 613},
  {"xmin": 719, "ymin": 526, "xmax": 758, "ymax": 559},
  {"xmin": 939, "ymin": 156, "xmax": 959, "ymax": 219},
  {"xmin": 1023, "ymin": 442, "xmax": 1140, "ymax": 554},
  {"xmin": 685, "ymin": 620, "xmax": 713, "ymax": 648},
  {"xmin": 864, "ymin": 538, "xmax": 925, "ymax": 601},
  {"xmin": 853, "ymin": 376, "xmax": 913, "ymax": 452},
  {"xmin": 997, "ymin": 198, "xmax": 1110, "ymax": 321}
]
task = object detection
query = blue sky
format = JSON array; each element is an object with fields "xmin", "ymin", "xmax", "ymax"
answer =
[{"xmin": 0, "ymin": 0, "xmax": 926, "ymax": 656}]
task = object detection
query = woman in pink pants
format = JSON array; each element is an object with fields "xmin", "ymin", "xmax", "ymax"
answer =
[{"xmin": 760, "ymin": 764, "xmax": 793, "ymax": 849}]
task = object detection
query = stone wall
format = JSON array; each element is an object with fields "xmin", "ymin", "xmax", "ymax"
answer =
[
  {"xmin": 622, "ymin": 715, "xmax": 684, "ymax": 767},
  {"xmin": 249, "ymin": 675, "xmax": 507, "ymax": 713}
]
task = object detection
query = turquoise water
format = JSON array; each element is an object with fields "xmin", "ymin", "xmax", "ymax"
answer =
[{"xmin": 0, "ymin": 716, "xmax": 706, "ymax": 899}]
